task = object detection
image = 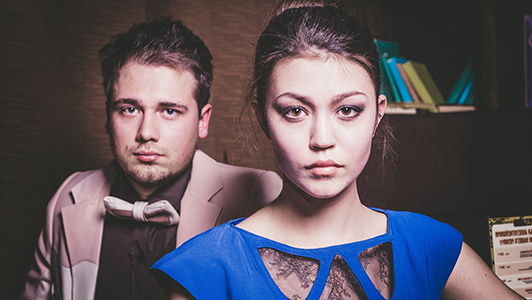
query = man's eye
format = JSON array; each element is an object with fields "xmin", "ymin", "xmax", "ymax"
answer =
[
  {"xmin": 122, "ymin": 107, "xmax": 137, "ymax": 114},
  {"xmin": 165, "ymin": 109, "xmax": 177, "ymax": 115}
]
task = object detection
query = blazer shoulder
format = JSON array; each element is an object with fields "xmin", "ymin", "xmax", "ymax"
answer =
[
  {"xmin": 193, "ymin": 149, "xmax": 281, "ymax": 192},
  {"xmin": 218, "ymin": 163, "xmax": 281, "ymax": 189},
  {"xmin": 216, "ymin": 162, "xmax": 282, "ymax": 212},
  {"xmin": 46, "ymin": 165, "xmax": 114, "ymax": 214}
]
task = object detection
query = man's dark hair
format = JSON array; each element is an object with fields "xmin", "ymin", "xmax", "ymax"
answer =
[{"xmin": 99, "ymin": 17, "xmax": 213, "ymax": 116}]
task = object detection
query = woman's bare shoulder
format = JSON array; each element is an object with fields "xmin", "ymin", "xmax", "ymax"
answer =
[{"xmin": 442, "ymin": 242, "xmax": 525, "ymax": 300}]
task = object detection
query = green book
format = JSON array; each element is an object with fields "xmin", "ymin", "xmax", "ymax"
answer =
[
  {"xmin": 375, "ymin": 40, "xmax": 399, "ymax": 58},
  {"xmin": 375, "ymin": 40, "xmax": 400, "ymax": 102}
]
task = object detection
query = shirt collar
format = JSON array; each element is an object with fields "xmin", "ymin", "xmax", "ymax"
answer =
[{"xmin": 110, "ymin": 161, "xmax": 192, "ymax": 212}]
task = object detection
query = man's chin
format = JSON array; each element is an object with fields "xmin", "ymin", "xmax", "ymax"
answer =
[{"xmin": 126, "ymin": 167, "xmax": 172, "ymax": 188}]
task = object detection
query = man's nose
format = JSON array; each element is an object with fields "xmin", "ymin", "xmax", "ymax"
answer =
[{"xmin": 136, "ymin": 113, "xmax": 160, "ymax": 142}]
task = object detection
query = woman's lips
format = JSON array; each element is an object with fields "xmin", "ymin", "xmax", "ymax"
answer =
[{"xmin": 305, "ymin": 160, "xmax": 342, "ymax": 176}]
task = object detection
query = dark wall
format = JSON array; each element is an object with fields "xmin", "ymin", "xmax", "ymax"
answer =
[{"xmin": 360, "ymin": 110, "xmax": 532, "ymax": 265}]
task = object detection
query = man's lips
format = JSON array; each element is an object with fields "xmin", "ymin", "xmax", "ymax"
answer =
[
  {"xmin": 134, "ymin": 151, "xmax": 163, "ymax": 162},
  {"xmin": 305, "ymin": 160, "xmax": 342, "ymax": 176}
]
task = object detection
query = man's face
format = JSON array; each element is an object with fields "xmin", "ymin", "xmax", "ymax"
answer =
[{"xmin": 107, "ymin": 62, "xmax": 211, "ymax": 197}]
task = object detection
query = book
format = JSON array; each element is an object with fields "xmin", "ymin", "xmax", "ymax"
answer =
[
  {"xmin": 375, "ymin": 40, "xmax": 400, "ymax": 103},
  {"xmin": 387, "ymin": 57, "xmax": 414, "ymax": 102},
  {"xmin": 437, "ymin": 105, "xmax": 476, "ymax": 113},
  {"xmin": 375, "ymin": 40, "xmax": 399, "ymax": 58},
  {"xmin": 457, "ymin": 72, "xmax": 476, "ymax": 105},
  {"xmin": 402, "ymin": 60, "xmax": 445, "ymax": 113},
  {"xmin": 385, "ymin": 103, "xmax": 417, "ymax": 114},
  {"xmin": 464, "ymin": 79, "xmax": 477, "ymax": 105},
  {"xmin": 397, "ymin": 63, "xmax": 422, "ymax": 103},
  {"xmin": 389, "ymin": 102, "xmax": 436, "ymax": 110},
  {"xmin": 380, "ymin": 57, "xmax": 401, "ymax": 103},
  {"xmin": 447, "ymin": 60, "xmax": 475, "ymax": 104}
]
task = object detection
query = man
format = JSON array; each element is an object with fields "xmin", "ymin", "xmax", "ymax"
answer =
[{"xmin": 20, "ymin": 17, "xmax": 282, "ymax": 300}]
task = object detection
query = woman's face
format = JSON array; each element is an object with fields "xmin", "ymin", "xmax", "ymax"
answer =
[{"xmin": 262, "ymin": 56, "xmax": 386, "ymax": 199}]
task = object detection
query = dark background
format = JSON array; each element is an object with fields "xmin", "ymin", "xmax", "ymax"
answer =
[{"xmin": 2, "ymin": 0, "xmax": 532, "ymax": 298}]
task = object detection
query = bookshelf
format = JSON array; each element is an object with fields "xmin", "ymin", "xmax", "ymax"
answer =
[
  {"xmin": 352, "ymin": 0, "xmax": 532, "ymax": 110},
  {"xmin": 352, "ymin": 0, "xmax": 532, "ymax": 265}
]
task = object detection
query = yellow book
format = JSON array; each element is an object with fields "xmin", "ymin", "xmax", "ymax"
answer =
[{"xmin": 402, "ymin": 61, "xmax": 445, "ymax": 112}]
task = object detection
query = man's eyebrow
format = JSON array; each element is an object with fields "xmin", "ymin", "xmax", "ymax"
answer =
[
  {"xmin": 112, "ymin": 99, "xmax": 189, "ymax": 112},
  {"xmin": 159, "ymin": 102, "xmax": 189, "ymax": 112},
  {"xmin": 112, "ymin": 98, "xmax": 139, "ymax": 108}
]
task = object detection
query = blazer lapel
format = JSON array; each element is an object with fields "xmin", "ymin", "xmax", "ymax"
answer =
[
  {"xmin": 176, "ymin": 150, "xmax": 223, "ymax": 246},
  {"xmin": 61, "ymin": 163, "xmax": 116, "ymax": 266}
]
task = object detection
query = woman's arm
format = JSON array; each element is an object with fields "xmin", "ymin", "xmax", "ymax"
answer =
[
  {"xmin": 169, "ymin": 282, "xmax": 195, "ymax": 300},
  {"xmin": 442, "ymin": 242, "xmax": 525, "ymax": 299}
]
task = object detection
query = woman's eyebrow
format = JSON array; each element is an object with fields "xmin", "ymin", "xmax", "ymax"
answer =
[
  {"xmin": 274, "ymin": 92, "xmax": 311, "ymax": 105},
  {"xmin": 331, "ymin": 91, "xmax": 367, "ymax": 104}
]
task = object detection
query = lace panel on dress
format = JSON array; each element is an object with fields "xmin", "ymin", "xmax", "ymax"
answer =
[
  {"xmin": 258, "ymin": 243, "xmax": 393, "ymax": 300},
  {"xmin": 259, "ymin": 247, "xmax": 319, "ymax": 300},
  {"xmin": 358, "ymin": 242, "xmax": 394, "ymax": 300},
  {"xmin": 320, "ymin": 255, "xmax": 367, "ymax": 300}
]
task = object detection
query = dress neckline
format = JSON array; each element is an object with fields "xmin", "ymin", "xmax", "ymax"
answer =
[
  {"xmin": 229, "ymin": 207, "xmax": 393, "ymax": 254},
  {"xmin": 229, "ymin": 208, "xmax": 395, "ymax": 300}
]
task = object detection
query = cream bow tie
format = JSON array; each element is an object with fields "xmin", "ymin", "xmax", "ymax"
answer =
[{"xmin": 103, "ymin": 196, "xmax": 180, "ymax": 226}]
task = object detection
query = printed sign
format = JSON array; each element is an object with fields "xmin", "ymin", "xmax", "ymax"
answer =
[{"xmin": 489, "ymin": 216, "xmax": 532, "ymax": 299}]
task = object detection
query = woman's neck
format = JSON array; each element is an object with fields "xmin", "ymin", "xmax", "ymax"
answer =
[{"xmin": 239, "ymin": 176, "xmax": 387, "ymax": 249}]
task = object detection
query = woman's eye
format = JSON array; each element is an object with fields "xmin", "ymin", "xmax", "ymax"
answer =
[
  {"xmin": 336, "ymin": 106, "xmax": 360, "ymax": 118},
  {"xmin": 283, "ymin": 106, "xmax": 307, "ymax": 119},
  {"xmin": 288, "ymin": 107, "xmax": 302, "ymax": 117}
]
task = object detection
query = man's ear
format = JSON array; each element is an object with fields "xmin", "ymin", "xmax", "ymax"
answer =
[
  {"xmin": 198, "ymin": 103, "xmax": 212, "ymax": 139},
  {"xmin": 104, "ymin": 119, "xmax": 110, "ymax": 135},
  {"xmin": 252, "ymin": 102, "xmax": 270, "ymax": 140}
]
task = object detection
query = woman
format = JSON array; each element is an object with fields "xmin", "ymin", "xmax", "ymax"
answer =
[{"xmin": 152, "ymin": 1, "xmax": 524, "ymax": 299}]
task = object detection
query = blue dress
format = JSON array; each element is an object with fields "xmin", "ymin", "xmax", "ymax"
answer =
[{"xmin": 151, "ymin": 209, "xmax": 463, "ymax": 299}]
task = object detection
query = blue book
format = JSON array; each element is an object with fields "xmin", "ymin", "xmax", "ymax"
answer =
[
  {"xmin": 380, "ymin": 57, "xmax": 400, "ymax": 102},
  {"xmin": 457, "ymin": 72, "xmax": 476, "ymax": 105},
  {"xmin": 464, "ymin": 73, "xmax": 477, "ymax": 105},
  {"xmin": 387, "ymin": 57, "xmax": 413, "ymax": 103},
  {"xmin": 447, "ymin": 60, "xmax": 475, "ymax": 104}
]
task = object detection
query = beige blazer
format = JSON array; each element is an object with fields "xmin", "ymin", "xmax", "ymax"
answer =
[{"xmin": 20, "ymin": 150, "xmax": 282, "ymax": 300}]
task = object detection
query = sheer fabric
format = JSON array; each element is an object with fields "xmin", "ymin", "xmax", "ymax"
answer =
[{"xmin": 259, "ymin": 243, "xmax": 393, "ymax": 300}]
